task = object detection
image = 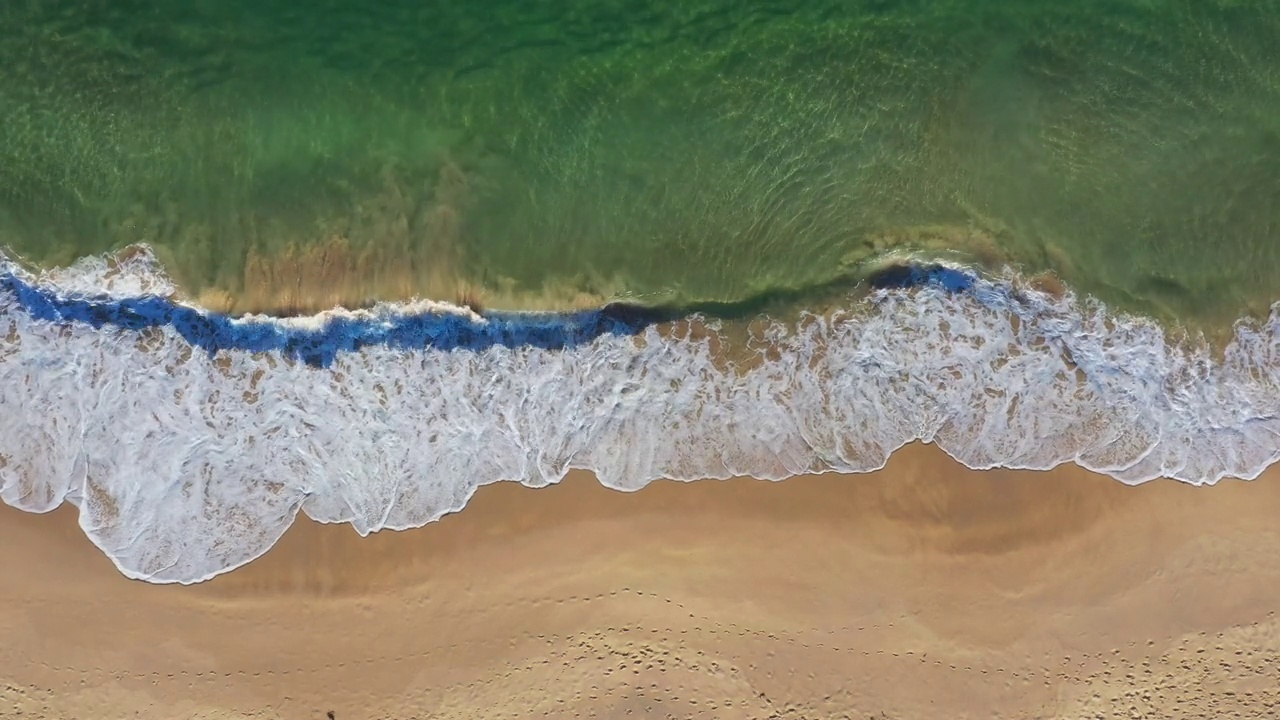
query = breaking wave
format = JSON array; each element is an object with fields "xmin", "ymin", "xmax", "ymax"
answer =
[{"xmin": 2, "ymin": 247, "xmax": 1279, "ymax": 584}]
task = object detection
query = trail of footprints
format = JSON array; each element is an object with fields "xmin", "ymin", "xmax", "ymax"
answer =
[{"xmin": 7, "ymin": 588, "xmax": 1280, "ymax": 719}]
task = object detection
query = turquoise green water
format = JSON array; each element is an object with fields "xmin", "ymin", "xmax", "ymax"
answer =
[{"xmin": 2, "ymin": 0, "xmax": 1279, "ymax": 322}]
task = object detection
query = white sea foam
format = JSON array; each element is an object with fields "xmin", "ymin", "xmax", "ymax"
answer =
[
  {"xmin": 3, "ymin": 250, "xmax": 1280, "ymax": 584},
  {"xmin": 28, "ymin": 246, "xmax": 180, "ymax": 299}
]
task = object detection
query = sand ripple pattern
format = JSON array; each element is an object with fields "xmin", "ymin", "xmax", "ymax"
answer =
[{"xmin": 2, "ymin": 250, "xmax": 1280, "ymax": 583}]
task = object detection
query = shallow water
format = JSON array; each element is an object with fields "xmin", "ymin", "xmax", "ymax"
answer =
[{"xmin": 2, "ymin": 0, "xmax": 1279, "ymax": 322}]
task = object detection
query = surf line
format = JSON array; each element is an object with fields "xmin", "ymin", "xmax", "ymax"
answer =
[{"xmin": 0, "ymin": 263, "xmax": 977, "ymax": 368}]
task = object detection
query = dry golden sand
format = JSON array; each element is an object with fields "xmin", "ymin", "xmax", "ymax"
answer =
[{"xmin": 3, "ymin": 443, "xmax": 1280, "ymax": 720}]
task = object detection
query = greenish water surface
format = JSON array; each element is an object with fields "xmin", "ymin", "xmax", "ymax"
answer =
[{"xmin": 2, "ymin": 0, "xmax": 1279, "ymax": 323}]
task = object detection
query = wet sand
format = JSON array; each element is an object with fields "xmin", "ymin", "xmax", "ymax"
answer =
[{"xmin": 3, "ymin": 443, "xmax": 1280, "ymax": 719}]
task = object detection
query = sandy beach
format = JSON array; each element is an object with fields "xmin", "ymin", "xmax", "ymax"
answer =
[{"xmin": 2, "ymin": 443, "xmax": 1279, "ymax": 719}]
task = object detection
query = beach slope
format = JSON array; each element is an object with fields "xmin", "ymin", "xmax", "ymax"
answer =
[{"xmin": 2, "ymin": 443, "xmax": 1279, "ymax": 719}]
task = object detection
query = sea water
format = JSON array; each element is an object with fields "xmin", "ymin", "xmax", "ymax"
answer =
[
  {"xmin": 3, "ymin": 0, "xmax": 1280, "ymax": 320},
  {"xmin": 4, "ymin": 0, "xmax": 1280, "ymax": 584}
]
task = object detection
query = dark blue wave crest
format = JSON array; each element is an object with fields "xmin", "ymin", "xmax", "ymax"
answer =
[{"xmin": 0, "ymin": 262, "xmax": 977, "ymax": 367}]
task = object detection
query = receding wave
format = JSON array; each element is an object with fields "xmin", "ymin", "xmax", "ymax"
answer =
[{"xmin": 2, "ymin": 247, "xmax": 1279, "ymax": 584}]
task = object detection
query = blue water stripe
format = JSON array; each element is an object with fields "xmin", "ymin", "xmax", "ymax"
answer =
[{"xmin": 0, "ymin": 263, "xmax": 977, "ymax": 367}]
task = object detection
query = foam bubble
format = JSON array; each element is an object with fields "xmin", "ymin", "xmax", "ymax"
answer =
[
  {"xmin": 16, "ymin": 245, "xmax": 180, "ymax": 299},
  {"xmin": 2, "ymin": 249, "xmax": 1279, "ymax": 584}
]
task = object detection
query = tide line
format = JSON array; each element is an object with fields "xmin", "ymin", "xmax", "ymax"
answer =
[{"xmin": 0, "ymin": 263, "xmax": 977, "ymax": 367}]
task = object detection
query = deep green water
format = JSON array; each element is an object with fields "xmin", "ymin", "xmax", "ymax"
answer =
[{"xmin": 2, "ymin": 0, "xmax": 1279, "ymax": 322}]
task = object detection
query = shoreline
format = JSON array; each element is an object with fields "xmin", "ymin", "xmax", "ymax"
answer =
[
  {"xmin": 4, "ymin": 444, "xmax": 1280, "ymax": 718},
  {"xmin": 9, "ymin": 253, "xmax": 1280, "ymax": 584},
  {"xmin": 4, "ymin": 242, "xmax": 1265, "ymax": 370}
]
